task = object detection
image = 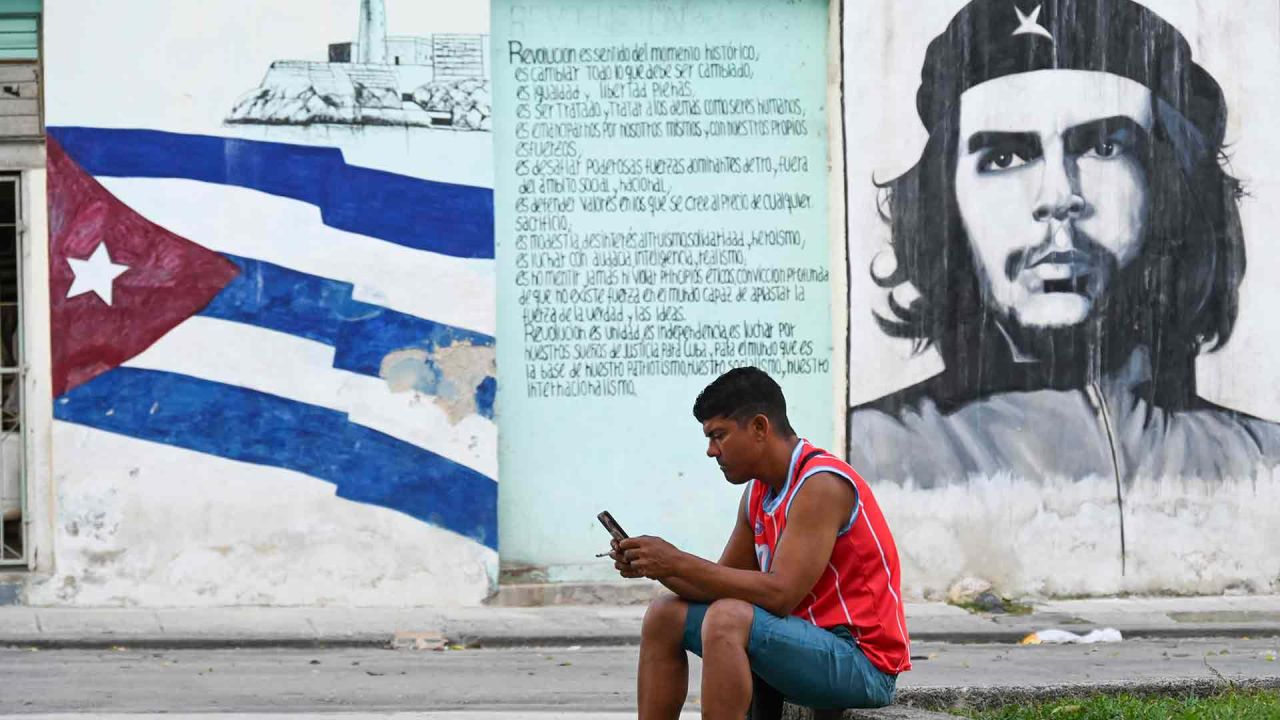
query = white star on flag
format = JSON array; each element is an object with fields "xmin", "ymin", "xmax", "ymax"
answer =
[
  {"xmin": 1013, "ymin": 4, "xmax": 1054, "ymax": 41},
  {"xmin": 66, "ymin": 241, "xmax": 130, "ymax": 306}
]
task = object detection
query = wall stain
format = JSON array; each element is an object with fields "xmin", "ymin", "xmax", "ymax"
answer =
[
  {"xmin": 379, "ymin": 341, "xmax": 495, "ymax": 424},
  {"xmin": 83, "ymin": 549, "xmax": 127, "ymax": 566},
  {"xmin": 55, "ymin": 576, "xmax": 78, "ymax": 602}
]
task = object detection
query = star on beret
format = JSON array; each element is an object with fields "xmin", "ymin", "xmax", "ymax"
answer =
[{"xmin": 1013, "ymin": 4, "xmax": 1054, "ymax": 41}]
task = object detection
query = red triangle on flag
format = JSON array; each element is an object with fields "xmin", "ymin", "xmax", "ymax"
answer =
[{"xmin": 48, "ymin": 137, "xmax": 240, "ymax": 397}]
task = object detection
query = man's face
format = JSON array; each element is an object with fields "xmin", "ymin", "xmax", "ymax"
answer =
[
  {"xmin": 702, "ymin": 416, "xmax": 759, "ymax": 485},
  {"xmin": 955, "ymin": 70, "xmax": 1153, "ymax": 329}
]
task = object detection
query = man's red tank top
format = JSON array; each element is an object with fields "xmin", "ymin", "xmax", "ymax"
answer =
[{"xmin": 747, "ymin": 439, "xmax": 911, "ymax": 675}]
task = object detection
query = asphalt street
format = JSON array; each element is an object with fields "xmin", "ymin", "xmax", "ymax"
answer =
[{"xmin": 1, "ymin": 637, "xmax": 1277, "ymax": 716}]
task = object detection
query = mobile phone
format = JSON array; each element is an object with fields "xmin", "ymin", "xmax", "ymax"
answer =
[{"xmin": 597, "ymin": 510, "xmax": 629, "ymax": 542}]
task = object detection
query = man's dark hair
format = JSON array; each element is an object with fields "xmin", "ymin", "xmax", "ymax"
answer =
[
  {"xmin": 873, "ymin": 102, "xmax": 1246, "ymax": 371},
  {"xmin": 693, "ymin": 366, "xmax": 795, "ymax": 436}
]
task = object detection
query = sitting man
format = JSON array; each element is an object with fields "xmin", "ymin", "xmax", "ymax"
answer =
[{"xmin": 614, "ymin": 367, "xmax": 910, "ymax": 719}]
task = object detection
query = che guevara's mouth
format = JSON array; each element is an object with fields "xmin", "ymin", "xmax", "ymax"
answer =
[
  {"xmin": 1041, "ymin": 274, "xmax": 1091, "ymax": 294},
  {"xmin": 1022, "ymin": 250, "xmax": 1096, "ymax": 294}
]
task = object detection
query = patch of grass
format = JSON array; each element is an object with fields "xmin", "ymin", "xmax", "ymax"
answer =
[
  {"xmin": 1002, "ymin": 600, "xmax": 1035, "ymax": 616},
  {"xmin": 949, "ymin": 598, "xmax": 1035, "ymax": 616},
  {"xmin": 952, "ymin": 689, "xmax": 1280, "ymax": 719}
]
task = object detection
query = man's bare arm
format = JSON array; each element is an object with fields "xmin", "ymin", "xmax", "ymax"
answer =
[{"xmin": 619, "ymin": 473, "xmax": 856, "ymax": 616}]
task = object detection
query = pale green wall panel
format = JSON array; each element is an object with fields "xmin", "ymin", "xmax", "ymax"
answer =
[{"xmin": 494, "ymin": 0, "xmax": 834, "ymax": 583}]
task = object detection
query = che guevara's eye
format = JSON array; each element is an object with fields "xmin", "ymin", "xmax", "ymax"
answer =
[
  {"xmin": 978, "ymin": 150, "xmax": 1029, "ymax": 173},
  {"xmin": 1089, "ymin": 139, "xmax": 1123, "ymax": 158},
  {"xmin": 1083, "ymin": 128, "xmax": 1135, "ymax": 159}
]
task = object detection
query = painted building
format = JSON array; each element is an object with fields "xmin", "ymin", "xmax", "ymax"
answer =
[{"xmin": 0, "ymin": 0, "xmax": 1276, "ymax": 607}]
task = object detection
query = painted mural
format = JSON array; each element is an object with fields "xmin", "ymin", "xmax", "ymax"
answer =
[
  {"xmin": 38, "ymin": 0, "xmax": 497, "ymax": 605},
  {"xmin": 850, "ymin": 0, "xmax": 1280, "ymax": 481},
  {"xmin": 226, "ymin": 0, "xmax": 490, "ymax": 130},
  {"xmin": 844, "ymin": 0, "xmax": 1280, "ymax": 597}
]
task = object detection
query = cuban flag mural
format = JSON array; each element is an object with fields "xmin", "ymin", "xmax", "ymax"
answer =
[{"xmin": 37, "ymin": 0, "xmax": 498, "ymax": 605}]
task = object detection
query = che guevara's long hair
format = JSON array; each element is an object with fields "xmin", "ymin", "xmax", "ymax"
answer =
[{"xmin": 871, "ymin": 103, "xmax": 1247, "ymax": 372}]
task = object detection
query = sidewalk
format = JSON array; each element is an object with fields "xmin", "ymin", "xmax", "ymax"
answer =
[{"xmin": 1, "ymin": 595, "xmax": 1278, "ymax": 648}]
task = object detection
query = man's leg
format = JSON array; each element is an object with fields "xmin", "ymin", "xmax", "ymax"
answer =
[
  {"xmin": 699, "ymin": 598, "xmax": 755, "ymax": 720},
  {"xmin": 638, "ymin": 595, "xmax": 691, "ymax": 720},
  {"xmin": 747, "ymin": 613, "xmax": 897, "ymax": 710}
]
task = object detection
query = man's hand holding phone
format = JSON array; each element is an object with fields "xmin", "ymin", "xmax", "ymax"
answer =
[
  {"xmin": 598, "ymin": 511, "xmax": 684, "ymax": 580},
  {"xmin": 611, "ymin": 537, "xmax": 644, "ymax": 579},
  {"xmin": 598, "ymin": 511, "xmax": 641, "ymax": 578},
  {"xmin": 615, "ymin": 536, "xmax": 684, "ymax": 579}
]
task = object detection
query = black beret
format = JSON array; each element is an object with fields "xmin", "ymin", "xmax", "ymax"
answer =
[{"xmin": 916, "ymin": 0, "xmax": 1226, "ymax": 147}]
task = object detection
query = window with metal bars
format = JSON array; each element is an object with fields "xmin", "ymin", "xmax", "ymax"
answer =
[{"xmin": 0, "ymin": 176, "xmax": 24, "ymax": 566}]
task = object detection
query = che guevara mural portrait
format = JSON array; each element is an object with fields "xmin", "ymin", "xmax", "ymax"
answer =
[
  {"xmin": 849, "ymin": 0, "xmax": 1280, "ymax": 484},
  {"xmin": 844, "ymin": 0, "xmax": 1280, "ymax": 594}
]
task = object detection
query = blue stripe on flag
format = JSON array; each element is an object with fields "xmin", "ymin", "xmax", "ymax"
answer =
[
  {"xmin": 201, "ymin": 255, "xmax": 496, "ymax": 420},
  {"xmin": 334, "ymin": 307, "xmax": 492, "ymax": 378},
  {"xmin": 54, "ymin": 367, "xmax": 497, "ymax": 549},
  {"xmin": 48, "ymin": 126, "xmax": 495, "ymax": 260},
  {"xmin": 201, "ymin": 258, "xmax": 353, "ymax": 345},
  {"xmin": 476, "ymin": 376, "xmax": 497, "ymax": 419}
]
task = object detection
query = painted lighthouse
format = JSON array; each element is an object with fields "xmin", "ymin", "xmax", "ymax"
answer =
[{"xmin": 227, "ymin": 0, "xmax": 491, "ymax": 130}]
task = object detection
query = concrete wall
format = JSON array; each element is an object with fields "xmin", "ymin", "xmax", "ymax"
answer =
[
  {"xmin": 844, "ymin": 0, "xmax": 1280, "ymax": 599},
  {"xmin": 29, "ymin": 0, "xmax": 498, "ymax": 606},
  {"xmin": 492, "ymin": 0, "xmax": 838, "ymax": 585},
  {"xmin": 21, "ymin": 0, "xmax": 1280, "ymax": 607}
]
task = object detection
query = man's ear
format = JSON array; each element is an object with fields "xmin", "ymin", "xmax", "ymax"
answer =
[{"xmin": 750, "ymin": 413, "xmax": 770, "ymax": 439}]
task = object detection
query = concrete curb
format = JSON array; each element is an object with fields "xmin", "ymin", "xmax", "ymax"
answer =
[
  {"xmin": 5, "ymin": 623, "xmax": 1280, "ymax": 650},
  {"xmin": 782, "ymin": 706, "xmax": 956, "ymax": 720},
  {"xmin": 892, "ymin": 676, "xmax": 1280, "ymax": 711},
  {"xmin": 0, "ymin": 635, "xmax": 389, "ymax": 649},
  {"xmin": 909, "ymin": 623, "xmax": 1280, "ymax": 645},
  {"xmin": 2, "ymin": 597, "xmax": 1278, "ymax": 650},
  {"xmin": 0, "ymin": 633, "xmax": 647, "ymax": 650},
  {"xmin": 842, "ymin": 710, "xmax": 957, "ymax": 720},
  {"xmin": 777, "ymin": 677, "xmax": 1280, "ymax": 718}
]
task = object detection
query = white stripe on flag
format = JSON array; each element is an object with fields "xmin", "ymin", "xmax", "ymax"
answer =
[
  {"xmin": 97, "ymin": 177, "xmax": 495, "ymax": 336},
  {"xmin": 123, "ymin": 316, "xmax": 497, "ymax": 479},
  {"xmin": 43, "ymin": 422, "xmax": 497, "ymax": 606}
]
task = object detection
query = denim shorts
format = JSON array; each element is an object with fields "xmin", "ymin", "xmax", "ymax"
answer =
[{"xmin": 682, "ymin": 602, "xmax": 896, "ymax": 710}]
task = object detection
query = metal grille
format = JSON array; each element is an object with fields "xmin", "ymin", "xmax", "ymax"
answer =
[{"xmin": 0, "ymin": 175, "xmax": 25, "ymax": 566}]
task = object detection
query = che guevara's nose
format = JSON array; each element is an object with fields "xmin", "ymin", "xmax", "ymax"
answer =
[{"xmin": 1032, "ymin": 148, "xmax": 1085, "ymax": 223}]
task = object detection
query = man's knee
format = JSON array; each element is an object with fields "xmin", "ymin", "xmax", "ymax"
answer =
[
  {"xmin": 641, "ymin": 594, "xmax": 689, "ymax": 643},
  {"xmin": 701, "ymin": 598, "xmax": 754, "ymax": 646}
]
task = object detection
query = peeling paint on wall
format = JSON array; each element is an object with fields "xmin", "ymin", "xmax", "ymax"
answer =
[{"xmin": 380, "ymin": 341, "xmax": 496, "ymax": 424}]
